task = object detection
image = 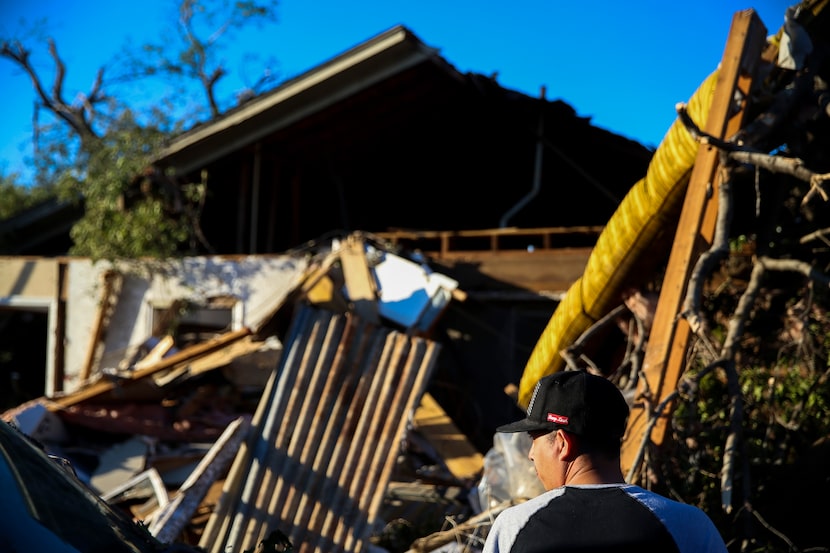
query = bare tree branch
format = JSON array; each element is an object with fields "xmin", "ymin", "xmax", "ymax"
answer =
[
  {"xmin": 1, "ymin": 38, "xmax": 103, "ymax": 143},
  {"xmin": 677, "ymin": 102, "xmax": 830, "ymax": 206},
  {"xmin": 560, "ymin": 303, "xmax": 626, "ymax": 371},
  {"xmin": 179, "ymin": 0, "xmax": 225, "ymax": 117}
]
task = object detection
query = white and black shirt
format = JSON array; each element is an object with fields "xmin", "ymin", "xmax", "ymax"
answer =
[{"xmin": 483, "ymin": 484, "xmax": 728, "ymax": 553}]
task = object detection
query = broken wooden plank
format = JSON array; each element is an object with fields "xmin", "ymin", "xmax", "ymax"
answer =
[
  {"xmin": 186, "ymin": 335, "xmax": 269, "ymax": 376},
  {"xmin": 339, "ymin": 234, "xmax": 380, "ymax": 324},
  {"xmin": 45, "ymin": 327, "xmax": 253, "ymax": 411},
  {"xmin": 151, "ymin": 335, "xmax": 271, "ymax": 387},
  {"xmin": 413, "ymin": 392, "xmax": 483, "ymax": 481},
  {"xmin": 133, "ymin": 335, "xmax": 176, "ymax": 371},
  {"xmin": 149, "ymin": 415, "xmax": 250, "ymax": 543},
  {"xmin": 79, "ymin": 270, "xmax": 122, "ymax": 382},
  {"xmin": 620, "ymin": 9, "xmax": 767, "ymax": 477}
]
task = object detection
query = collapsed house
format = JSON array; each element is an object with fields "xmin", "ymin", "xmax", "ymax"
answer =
[
  {"xmin": 2, "ymin": 25, "xmax": 651, "ymax": 550},
  {"xmin": 1, "ymin": 232, "xmax": 494, "ymax": 551},
  {"xmin": 5, "ymin": 2, "xmax": 830, "ymax": 551},
  {"xmin": 1, "ymin": 22, "xmax": 652, "ymax": 454}
]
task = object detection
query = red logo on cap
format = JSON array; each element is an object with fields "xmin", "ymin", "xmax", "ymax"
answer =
[{"xmin": 547, "ymin": 413, "xmax": 568, "ymax": 425}]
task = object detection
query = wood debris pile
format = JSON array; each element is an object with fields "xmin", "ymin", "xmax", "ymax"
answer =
[{"xmin": 1, "ymin": 232, "xmax": 504, "ymax": 553}]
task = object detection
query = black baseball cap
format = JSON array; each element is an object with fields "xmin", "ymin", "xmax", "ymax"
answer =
[{"xmin": 497, "ymin": 370, "xmax": 629, "ymax": 439}]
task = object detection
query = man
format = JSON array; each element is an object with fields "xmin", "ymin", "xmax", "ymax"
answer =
[{"xmin": 482, "ymin": 370, "xmax": 728, "ymax": 553}]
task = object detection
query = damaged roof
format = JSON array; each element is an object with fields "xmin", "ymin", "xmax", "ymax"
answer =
[
  {"xmin": 151, "ymin": 25, "xmax": 652, "ymax": 254},
  {"xmin": 157, "ymin": 25, "xmax": 450, "ymax": 173}
]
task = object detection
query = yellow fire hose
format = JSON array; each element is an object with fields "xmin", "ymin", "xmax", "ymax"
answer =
[{"xmin": 518, "ymin": 69, "xmax": 720, "ymax": 408}]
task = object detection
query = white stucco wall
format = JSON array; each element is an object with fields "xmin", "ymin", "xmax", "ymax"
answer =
[{"xmin": 59, "ymin": 255, "xmax": 308, "ymax": 393}]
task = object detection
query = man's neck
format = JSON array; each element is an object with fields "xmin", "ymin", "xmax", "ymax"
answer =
[{"xmin": 563, "ymin": 457, "xmax": 626, "ymax": 486}]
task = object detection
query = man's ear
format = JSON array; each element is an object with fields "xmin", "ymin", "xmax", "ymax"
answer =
[{"xmin": 558, "ymin": 430, "xmax": 579, "ymax": 461}]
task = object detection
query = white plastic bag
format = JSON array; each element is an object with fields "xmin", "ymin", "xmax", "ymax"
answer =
[{"xmin": 473, "ymin": 432, "xmax": 545, "ymax": 512}]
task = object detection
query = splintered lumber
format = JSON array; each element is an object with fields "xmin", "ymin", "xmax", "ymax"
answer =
[
  {"xmin": 45, "ymin": 327, "xmax": 253, "ymax": 411},
  {"xmin": 185, "ymin": 335, "xmax": 268, "ymax": 376},
  {"xmin": 149, "ymin": 416, "xmax": 250, "ymax": 543},
  {"xmin": 133, "ymin": 335, "xmax": 176, "ymax": 371}
]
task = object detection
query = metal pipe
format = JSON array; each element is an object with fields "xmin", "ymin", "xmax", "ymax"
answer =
[{"xmin": 500, "ymin": 86, "xmax": 546, "ymax": 228}]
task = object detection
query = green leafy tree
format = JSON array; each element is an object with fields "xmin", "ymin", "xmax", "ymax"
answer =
[
  {"xmin": 63, "ymin": 114, "xmax": 191, "ymax": 258},
  {"xmin": 0, "ymin": 171, "xmax": 55, "ymax": 220},
  {"xmin": 0, "ymin": 0, "xmax": 279, "ymax": 259}
]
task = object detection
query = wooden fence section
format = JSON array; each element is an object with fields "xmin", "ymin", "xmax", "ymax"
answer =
[{"xmin": 200, "ymin": 305, "xmax": 441, "ymax": 553}]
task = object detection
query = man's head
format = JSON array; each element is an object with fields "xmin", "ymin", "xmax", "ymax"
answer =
[{"xmin": 497, "ymin": 370, "xmax": 630, "ymax": 488}]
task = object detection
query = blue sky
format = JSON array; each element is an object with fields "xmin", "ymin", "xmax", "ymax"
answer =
[{"xmin": 0, "ymin": 0, "xmax": 792, "ymax": 184}]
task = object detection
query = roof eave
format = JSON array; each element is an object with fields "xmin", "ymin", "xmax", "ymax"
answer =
[{"xmin": 156, "ymin": 25, "xmax": 443, "ymax": 174}]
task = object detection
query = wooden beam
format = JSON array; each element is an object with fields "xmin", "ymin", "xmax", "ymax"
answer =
[
  {"xmin": 78, "ymin": 270, "xmax": 122, "ymax": 383},
  {"xmin": 621, "ymin": 9, "xmax": 768, "ymax": 477},
  {"xmin": 413, "ymin": 392, "xmax": 484, "ymax": 480},
  {"xmin": 133, "ymin": 335, "xmax": 176, "ymax": 371},
  {"xmin": 46, "ymin": 327, "xmax": 253, "ymax": 411},
  {"xmin": 339, "ymin": 234, "xmax": 380, "ymax": 323},
  {"xmin": 52, "ymin": 260, "xmax": 69, "ymax": 394},
  {"xmin": 149, "ymin": 416, "xmax": 250, "ymax": 543}
]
